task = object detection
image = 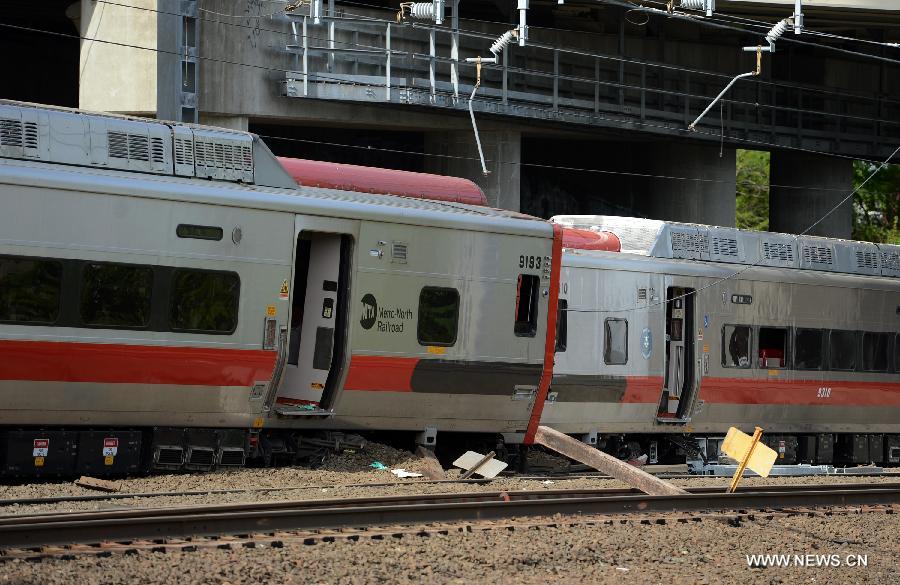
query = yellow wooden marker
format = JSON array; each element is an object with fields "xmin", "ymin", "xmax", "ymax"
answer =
[{"xmin": 721, "ymin": 426, "xmax": 778, "ymax": 493}]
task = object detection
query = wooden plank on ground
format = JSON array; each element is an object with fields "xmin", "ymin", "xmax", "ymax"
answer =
[
  {"xmin": 533, "ymin": 426, "xmax": 688, "ymax": 496},
  {"xmin": 75, "ymin": 476, "xmax": 122, "ymax": 493}
]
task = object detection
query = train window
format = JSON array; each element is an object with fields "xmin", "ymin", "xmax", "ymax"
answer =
[
  {"xmin": 722, "ymin": 325, "xmax": 751, "ymax": 368},
  {"xmin": 514, "ymin": 274, "xmax": 540, "ymax": 337},
  {"xmin": 555, "ymin": 299, "xmax": 568, "ymax": 352},
  {"xmin": 417, "ymin": 286, "xmax": 460, "ymax": 346},
  {"xmin": 176, "ymin": 224, "xmax": 224, "ymax": 241},
  {"xmin": 0, "ymin": 256, "xmax": 62, "ymax": 324},
  {"xmin": 895, "ymin": 334, "xmax": 900, "ymax": 373},
  {"xmin": 80, "ymin": 263, "xmax": 153, "ymax": 328},
  {"xmin": 604, "ymin": 318, "xmax": 628, "ymax": 365},
  {"xmin": 795, "ymin": 329, "xmax": 825, "ymax": 370},
  {"xmin": 862, "ymin": 332, "xmax": 890, "ymax": 372},
  {"xmin": 828, "ymin": 330, "xmax": 858, "ymax": 371},
  {"xmin": 170, "ymin": 269, "xmax": 240, "ymax": 333},
  {"xmin": 758, "ymin": 327, "xmax": 790, "ymax": 369}
]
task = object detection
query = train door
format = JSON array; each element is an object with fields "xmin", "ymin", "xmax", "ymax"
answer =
[
  {"xmin": 657, "ymin": 286, "xmax": 698, "ymax": 422},
  {"xmin": 274, "ymin": 217, "xmax": 357, "ymax": 414}
]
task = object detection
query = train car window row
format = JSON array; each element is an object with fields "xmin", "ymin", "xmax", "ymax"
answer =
[
  {"xmin": 555, "ymin": 299, "xmax": 568, "ymax": 352},
  {"xmin": 417, "ymin": 286, "xmax": 460, "ymax": 347},
  {"xmin": 0, "ymin": 254, "xmax": 239, "ymax": 334},
  {"xmin": 514, "ymin": 274, "xmax": 540, "ymax": 337},
  {"xmin": 0, "ymin": 256, "xmax": 62, "ymax": 324},
  {"xmin": 81, "ymin": 263, "xmax": 153, "ymax": 328},
  {"xmin": 721, "ymin": 324, "xmax": 900, "ymax": 373},
  {"xmin": 722, "ymin": 324, "xmax": 752, "ymax": 368},
  {"xmin": 604, "ymin": 318, "xmax": 628, "ymax": 365}
]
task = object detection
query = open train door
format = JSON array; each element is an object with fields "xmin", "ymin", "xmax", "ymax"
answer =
[
  {"xmin": 272, "ymin": 215, "xmax": 358, "ymax": 416},
  {"xmin": 656, "ymin": 286, "xmax": 700, "ymax": 423}
]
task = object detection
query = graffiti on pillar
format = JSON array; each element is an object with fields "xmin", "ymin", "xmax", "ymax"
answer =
[{"xmin": 243, "ymin": 0, "xmax": 263, "ymax": 48}]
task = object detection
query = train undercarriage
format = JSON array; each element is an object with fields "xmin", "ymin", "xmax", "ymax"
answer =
[{"xmin": 4, "ymin": 427, "xmax": 900, "ymax": 479}]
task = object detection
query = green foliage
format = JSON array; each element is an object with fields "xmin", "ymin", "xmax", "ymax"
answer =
[
  {"xmin": 735, "ymin": 150, "xmax": 900, "ymax": 243},
  {"xmin": 852, "ymin": 160, "xmax": 900, "ymax": 244},
  {"xmin": 735, "ymin": 150, "xmax": 770, "ymax": 232}
]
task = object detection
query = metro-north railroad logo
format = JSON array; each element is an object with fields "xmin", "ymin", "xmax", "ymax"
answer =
[{"xmin": 360, "ymin": 294, "xmax": 378, "ymax": 330}]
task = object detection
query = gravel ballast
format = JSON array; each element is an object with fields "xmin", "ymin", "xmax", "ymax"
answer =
[{"xmin": 2, "ymin": 508, "xmax": 897, "ymax": 584}]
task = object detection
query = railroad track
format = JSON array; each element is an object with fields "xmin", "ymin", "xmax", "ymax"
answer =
[{"xmin": 0, "ymin": 483, "xmax": 898, "ymax": 554}]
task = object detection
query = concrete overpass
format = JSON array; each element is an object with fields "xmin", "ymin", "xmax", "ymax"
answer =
[{"xmin": 60, "ymin": 1, "xmax": 900, "ymax": 235}]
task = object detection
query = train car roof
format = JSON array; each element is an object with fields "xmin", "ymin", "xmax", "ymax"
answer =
[
  {"xmin": 0, "ymin": 101, "xmax": 548, "ymax": 239},
  {"xmin": 553, "ymin": 214, "xmax": 900, "ymax": 281},
  {"xmin": 562, "ymin": 248, "xmax": 900, "ymax": 292},
  {"xmin": 0, "ymin": 157, "xmax": 550, "ymax": 239}
]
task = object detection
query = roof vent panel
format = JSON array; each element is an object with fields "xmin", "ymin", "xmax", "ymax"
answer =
[{"xmin": 193, "ymin": 128, "xmax": 254, "ymax": 183}]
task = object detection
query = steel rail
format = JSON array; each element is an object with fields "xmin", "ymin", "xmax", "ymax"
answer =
[
  {"xmin": 0, "ymin": 480, "xmax": 893, "ymax": 510},
  {"xmin": 1, "ymin": 484, "xmax": 898, "ymax": 549}
]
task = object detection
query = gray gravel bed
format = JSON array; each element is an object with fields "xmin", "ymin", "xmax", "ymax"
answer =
[{"xmin": 3, "ymin": 505, "xmax": 898, "ymax": 584}]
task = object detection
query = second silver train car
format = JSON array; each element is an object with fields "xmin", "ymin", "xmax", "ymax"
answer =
[{"xmin": 544, "ymin": 215, "xmax": 900, "ymax": 466}]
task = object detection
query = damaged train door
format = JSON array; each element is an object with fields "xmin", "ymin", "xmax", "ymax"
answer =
[
  {"xmin": 275, "ymin": 216, "xmax": 357, "ymax": 414},
  {"xmin": 657, "ymin": 285, "xmax": 699, "ymax": 422}
]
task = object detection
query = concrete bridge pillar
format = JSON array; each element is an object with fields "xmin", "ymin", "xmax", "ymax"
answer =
[
  {"xmin": 769, "ymin": 151, "xmax": 853, "ymax": 239},
  {"xmin": 425, "ymin": 130, "xmax": 522, "ymax": 211},
  {"xmin": 642, "ymin": 141, "xmax": 736, "ymax": 227}
]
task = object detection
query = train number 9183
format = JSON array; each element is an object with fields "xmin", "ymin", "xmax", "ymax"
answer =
[{"xmin": 519, "ymin": 255, "xmax": 542, "ymax": 270}]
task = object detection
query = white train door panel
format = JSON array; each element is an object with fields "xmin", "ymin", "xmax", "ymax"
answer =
[{"xmin": 275, "ymin": 216, "xmax": 358, "ymax": 413}]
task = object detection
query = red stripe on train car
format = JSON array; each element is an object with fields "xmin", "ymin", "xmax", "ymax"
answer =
[
  {"xmin": 699, "ymin": 377, "xmax": 900, "ymax": 406},
  {"xmin": 622, "ymin": 376, "xmax": 665, "ymax": 403},
  {"xmin": 343, "ymin": 355, "xmax": 418, "ymax": 392},
  {"xmin": 0, "ymin": 340, "xmax": 276, "ymax": 387}
]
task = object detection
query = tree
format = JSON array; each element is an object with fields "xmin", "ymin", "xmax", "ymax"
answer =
[
  {"xmin": 735, "ymin": 150, "xmax": 770, "ymax": 232},
  {"xmin": 734, "ymin": 150, "xmax": 900, "ymax": 243},
  {"xmin": 852, "ymin": 160, "xmax": 900, "ymax": 244}
]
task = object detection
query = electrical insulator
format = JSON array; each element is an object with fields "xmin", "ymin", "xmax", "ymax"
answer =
[
  {"xmin": 679, "ymin": 0, "xmax": 715, "ymax": 17},
  {"xmin": 398, "ymin": 1, "xmax": 444, "ymax": 25},
  {"xmin": 490, "ymin": 30, "xmax": 517, "ymax": 58},
  {"xmin": 765, "ymin": 18, "xmax": 789, "ymax": 47}
]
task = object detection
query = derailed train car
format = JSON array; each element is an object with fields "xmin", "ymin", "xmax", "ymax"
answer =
[
  {"xmin": 545, "ymin": 215, "xmax": 900, "ymax": 466},
  {"xmin": 0, "ymin": 101, "xmax": 560, "ymax": 476}
]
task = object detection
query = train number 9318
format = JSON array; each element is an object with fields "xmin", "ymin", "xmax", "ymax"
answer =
[{"xmin": 519, "ymin": 255, "xmax": 542, "ymax": 270}]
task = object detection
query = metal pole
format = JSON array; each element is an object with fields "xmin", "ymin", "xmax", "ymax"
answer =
[
  {"xmin": 451, "ymin": 0, "xmax": 459, "ymax": 100},
  {"xmin": 429, "ymin": 28, "xmax": 436, "ymax": 101},
  {"xmin": 386, "ymin": 23, "xmax": 392, "ymax": 101},
  {"xmin": 303, "ymin": 17, "xmax": 308, "ymax": 96}
]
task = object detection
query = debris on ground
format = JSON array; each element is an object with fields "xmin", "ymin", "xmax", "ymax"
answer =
[
  {"xmin": 414, "ymin": 446, "xmax": 446, "ymax": 480},
  {"xmin": 390, "ymin": 469, "xmax": 423, "ymax": 478},
  {"xmin": 74, "ymin": 476, "xmax": 121, "ymax": 493}
]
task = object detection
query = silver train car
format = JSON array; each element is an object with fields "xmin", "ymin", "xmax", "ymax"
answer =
[
  {"xmin": 0, "ymin": 101, "xmax": 562, "ymax": 476},
  {"xmin": 545, "ymin": 216, "xmax": 900, "ymax": 466}
]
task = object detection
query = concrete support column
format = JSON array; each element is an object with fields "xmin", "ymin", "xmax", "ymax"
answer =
[
  {"xmin": 642, "ymin": 142, "xmax": 736, "ymax": 227},
  {"xmin": 198, "ymin": 114, "xmax": 249, "ymax": 132},
  {"xmin": 769, "ymin": 151, "xmax": 853, "ymax": 239},
  {"xmin": 425, "ymin": 130, "xmax": 521, "ymax": 211}
]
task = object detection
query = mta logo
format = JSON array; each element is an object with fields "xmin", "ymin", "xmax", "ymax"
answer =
[{"xmin": 360, "ymin": 294, "xmax": 377, "ymax": 330}]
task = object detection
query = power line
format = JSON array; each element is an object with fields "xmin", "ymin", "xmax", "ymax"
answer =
[
  {"xmin": 258, "ymin": 133, "xmax": 849, "ymax": 193},
  {"xmin": 2, "ymin": 20, "xmax": 894, "ymax": 186},
  {"xmin": 603, "ymin": 0, "xmax": 900, "ymax": 66}
]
